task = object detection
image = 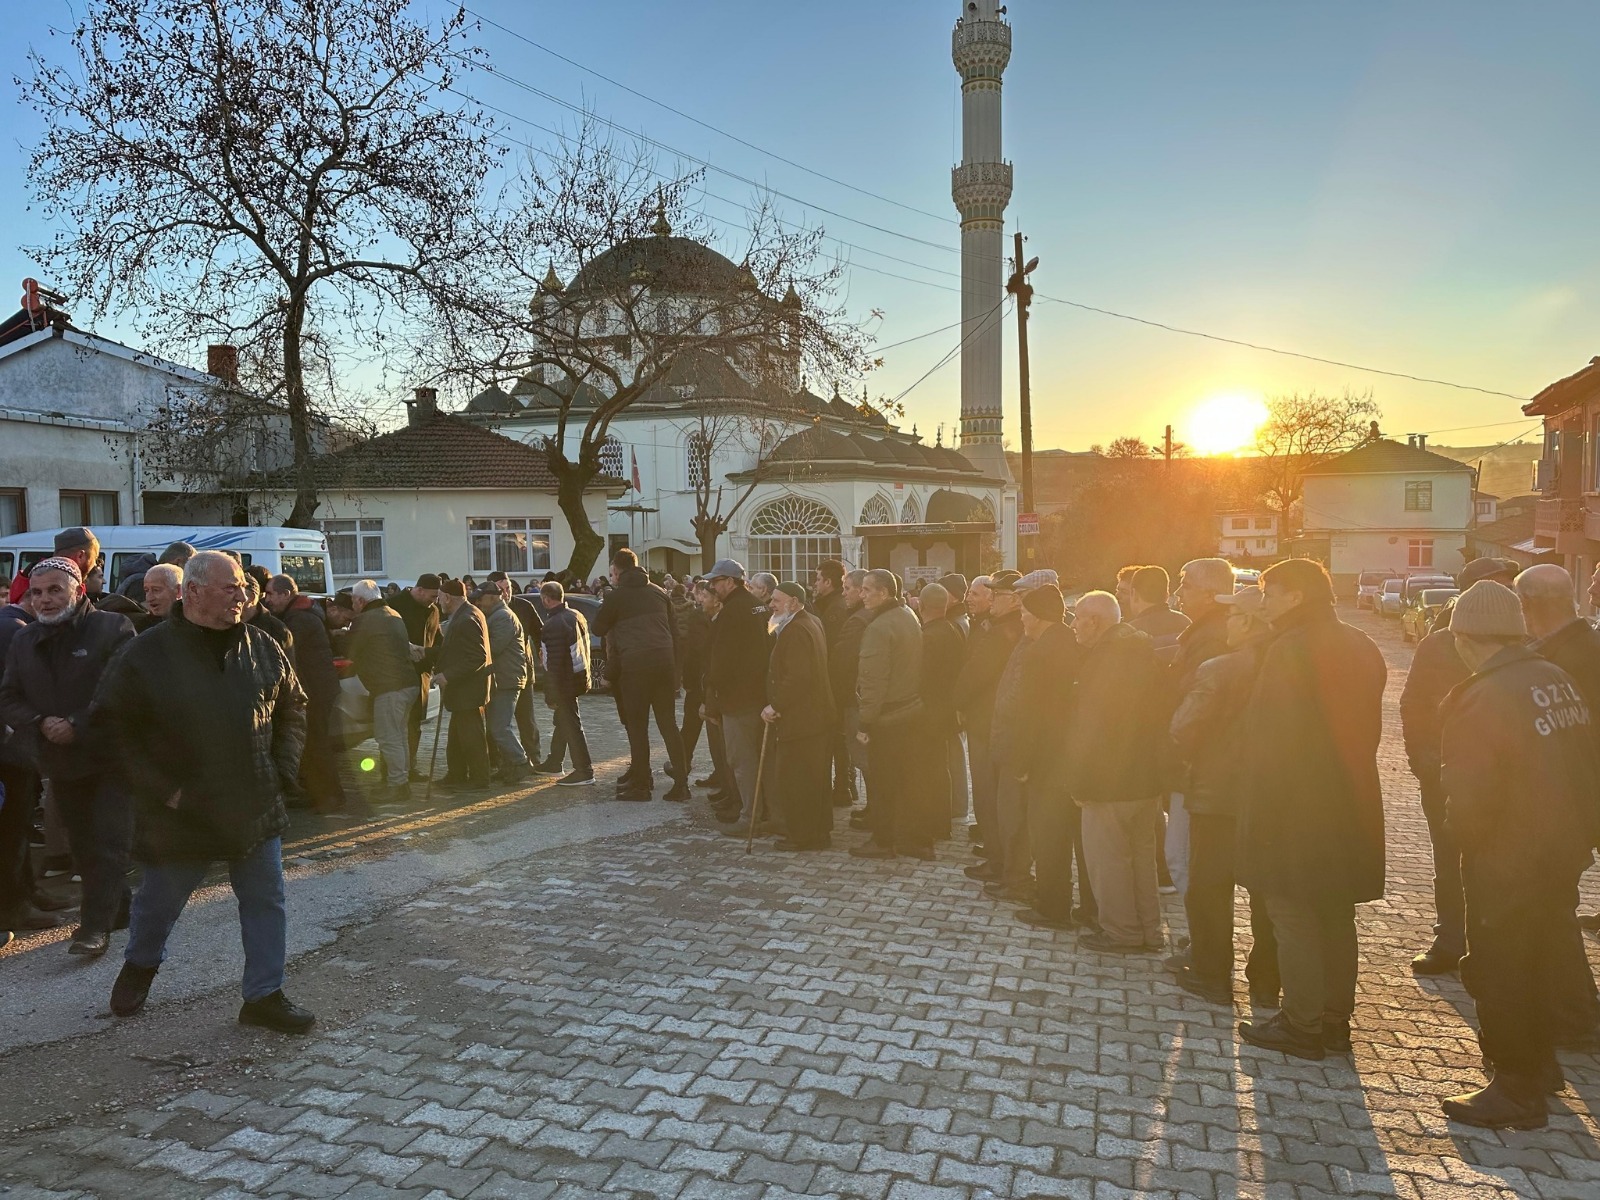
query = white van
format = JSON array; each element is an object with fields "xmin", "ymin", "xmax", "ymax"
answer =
[{"xmin": 0, "ymin": 525, "xmax": 332, "ymax": 596}]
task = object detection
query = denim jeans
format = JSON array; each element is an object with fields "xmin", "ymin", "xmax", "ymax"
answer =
[
  {"xmin": 547, "ymin": 694, "xmax": 592, "ymax": 773},
  {"xmin": 485, "ymin": 687, "xmax": 528, "ymax": 772},
  {"xmin": 1165, "ymin": 792, "xmax": 1190, "ymax": 896},
  {"xmin": 371, "ymin": 690, "xmax": 415, "ymax": 787},
  {"xmin": 125, "ymin": 837, "xmax": 287, "ymax": 1002}
]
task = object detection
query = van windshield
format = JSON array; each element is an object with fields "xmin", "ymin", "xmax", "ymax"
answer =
[{"xmin": 279, "ymin": 553, "xmax": 330, "ymax": 595}]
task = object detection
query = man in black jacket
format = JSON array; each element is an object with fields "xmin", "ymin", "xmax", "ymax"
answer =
[
  {"xmin": 0, "ymin": 590, "xmax": 54, "ymax": 938},
  {"xmin": 704, "ymin": 559, "xmax": 771, "ymax": 831},
  {"xmin": 956, "ymin": 571, "xmax": 1023, "ymax": 879},
  {"xmin": 0, "ymin": 557, "xmax": 136, "ymax": 956},
  {"xmin": 764, "ymin": 583, "xmax": 835, "ymax": 850},
  {"xmin": 592, "ymin": 549, "xmax": 688, "ymax": 801},
  {"xmin": 917, "ymin": 583, "xmax": 967, "ymax": 842},
  {"xmin": 490, "ymin": 572, "xmax": 543, "ymax": 767},
  {"xmin": 97, "ymin": 550, "xmax": 313, "ymax": 1034},
  {"xmin": 538, "ymin": 581, "xmax": 595, "ymax": 786},
  {"xmin": 811, "ymin": 558, "xmax": 854, "ymax": 808},
  {"xmin": 264, "ymin": 575, "xmax": 348, "ymax": 813},
  {"xmin": 830, "ymin": 569, "xmax": 871, "ymax": 822},
  {"xmin": 390, "ymin": 574, "xmax": 443, "ymax": 776},
  {"xmin": 435, "ymin": 579, "xmax": 493, "ymax": 789}
]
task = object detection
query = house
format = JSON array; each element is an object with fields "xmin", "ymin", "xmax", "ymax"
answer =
[
  {"xmin": 252, "ymin": 391, "xmax": 624, "ymax": 586},
  {"xmin": 1524, "ymin": 356, "xmax": 1600, "ymax": 595},
  {"xmin": 1299, "ymin": 432, "xmax": 1475, "ymax": 589},
  {"xmin": 1473, "ymin": 490, "xmax": 1499, "ymax": 524},
  {"xmin": 1215, "ymin": 509, "xmax": 1279, "ymax": 561}
]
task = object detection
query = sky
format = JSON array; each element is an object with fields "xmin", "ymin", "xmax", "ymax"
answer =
[{"xmin": 4, "ymin": 0, "xmax": 1596, "ymax": 453}]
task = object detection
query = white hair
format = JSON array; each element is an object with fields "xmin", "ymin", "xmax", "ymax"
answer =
[
  {"xmin": 183, "ymin": 550, "xmax": 239, "ymax": 586},
  {"xmin": 1181, "ymin": 557, "xmax": 1235, "ymax": 596},
  {"xmin": 1514, "ymin": 564, "xmax": 1576, "ymax": 610},
  {"xmin": 351, "ymin": 579, "xmax": 383, "ymax": 603},
  {"xmin": 970, "ymin": 575, "xmax": 993, "ymax": 591},
  {"xmin": 1076, "ymin": 590, "xmax": 1121, "ymax": 625},
  {"xmin": 145, "ymin": 563, "xmax": 183, "ymax": 593}
]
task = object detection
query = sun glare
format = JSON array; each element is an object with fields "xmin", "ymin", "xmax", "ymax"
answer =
[{"xmin": 1181, "ymin": 392, "xmax": 1269, "ymax": 457}]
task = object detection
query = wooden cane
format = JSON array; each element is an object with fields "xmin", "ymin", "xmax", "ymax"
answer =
[
  {"xmin": 745, "ymin": 722, "xmax": 772, "ymax": 855},
  {"xmin": 423, "ymin": 685, "xmax": 444, "ymax": 806}
]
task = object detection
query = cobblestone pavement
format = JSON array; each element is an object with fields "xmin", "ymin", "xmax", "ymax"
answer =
[{"xmin": 2, "ymin": 607, "xmax": 1600, "ymax": 1199}]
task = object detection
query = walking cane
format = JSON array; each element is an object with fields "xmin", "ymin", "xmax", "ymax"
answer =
[
  {"xmin": 423, "ymin": 686, "xmax": 445, "ymax": 806},
  {"xmin": 745, "ymin": 722, "xmax": 772, "ymax": 855}
]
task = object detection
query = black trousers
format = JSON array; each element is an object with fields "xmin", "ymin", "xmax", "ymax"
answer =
[
  {"xmin": 1186, "ymin": 812, "xmax": 1279, "ymax": 993},
  {"xmin": 545, "ymin": 694, "xmax": 591, "ymax": 773},
  {"xmin": 298, "ymin": 700, "xmax": 347, "ymax": 810},
  {"xmin": 1030, "ymin": 785, "xmax": 1094, "ymax": 923},
  {"xmin": 775, "ymin": 733, "xmax": 832, "ymax": 848},
  {"xmin": 1461, "ymin": 862, "xmax": 1584, "ymax": 1080},
  {"xmin": 1417, "ymin": 772, "xmax": 1466, "ymax": 955},
  {"xmin": 446, "ymin": 704, "xmax": 490, "ymax": 784},
  {"xmin": 0, "ymin": 762, "xmax": 40, "ymax": 912},
  {"xmin": 515, "ymin": 684, "xmax": 541, "ymax": 763},
  {"xmin": 406, "ymin": 677, "xmax": 429, "ymax": 768},
  {"xmin": 50, "ymin": 774, "xmax": 132, "ymax": 935},
  {"xmin": 867, "ymin": 719, "xmax": 929, "ymax": 852},
  {"xmin": 619, "ymin": 663, "xmax": 685, "ymax": 781},
  {"xmin": 680, "ymin": 687, "xmax": 705, "ymax": 767},
  {"xmin": 831, "ymin": 726, "xmax": 856, "ymax": 802}
]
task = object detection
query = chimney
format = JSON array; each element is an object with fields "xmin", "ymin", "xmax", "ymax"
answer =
[
  {"xmin": 1406, "ymin": 434, "xmax": 1417, "ymax": 448},
  {"xmin": 1416, "ymin": 433, "xmax": 1428, "ymax": 449},
  {"xmin": 207, "ymin": 343, "xmax": 239, "ymax": 386},
  {"xmin": 405, "ymin": 386, "xmax": 439, "ymax": 428}
]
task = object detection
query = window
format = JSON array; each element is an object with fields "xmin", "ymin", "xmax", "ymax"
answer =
[
  {"xmin": 0, "ymin": 489, "xmax": 24, "ymax": 537},
  {"xmin": 1256, "ymin": 539, "xmax": 1269, "ymax": 550},
  {"xmin": 600, "ymin": 435, "xmax": 626, "ymax": 479},
  {"xmin": 859, "ymin": 494, "xmax": 894, "ymax": 526},
  {"xmin": 317, "ymin": 518, "xmax": 385, "ymax": 578},
  {"xmin": 279, "ymin": 553, "xmax": 330, "ymax": 594},
  {"xmin": 1254, "ymin": 517, "xmax": 1273, "ymax": 530},
  {"xmin": 1404, "ymin": 481, "xmax": 1433, "ymax": 512},
  {"xmin": 749, "ymin": 497, "xmax": 841, "ymax": 581},
  {"xmin": 469, "ymin": 517, "xmax": 552, "ymax": 575},
  {"xmin": 1231, "ymin": 517, "xmax": 1249, "ymax": 530},
  {"xmin": 685, "ymin": 431, "xmax": 711, "ymax": 491},
  {"xmin": 900, "ymin": 493, "xmax": 922, "ymax": 524},
  {"xmin": 59, "ymin": 490, "xmax": 118, "ymax": 526},
  {"xmin": 1408, "ymin": 539, "xmax": 1434, "ymax": 568}
]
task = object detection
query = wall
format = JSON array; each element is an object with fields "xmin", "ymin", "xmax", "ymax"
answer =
[
  {"xmin": 0, "ymin": 416, "xmax": 139, "ymax": 532},
  {"xmin": 1301, "ymin": 471, "xmax": 1473, "ymax": 535},
  {"xmin": 1329, "ymin": 530, "xmax": 1468, "ymax": 582}
]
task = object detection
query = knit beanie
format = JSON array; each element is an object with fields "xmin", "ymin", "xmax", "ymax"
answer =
[
  {"xmin": 1021, "ymin": 583, "xmax": 1066, "ymax": 622},
  {"xmin": 1449, "ymin": 580, "xmax": 1526, "ymax": 639}
]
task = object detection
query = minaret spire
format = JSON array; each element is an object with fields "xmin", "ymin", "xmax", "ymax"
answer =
[{"xmin": 951, "ymin": 0, "xmax": 1013, "ymax": 481}]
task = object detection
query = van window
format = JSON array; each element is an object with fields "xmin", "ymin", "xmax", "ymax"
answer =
[
  {"xmin": 109, "ymin": 552, "xmax": 146, "ymax": 592},
  {"xmin": 0, "ymin": 553, "xmax": 11, "ymax": 584},
  {"xmin": 279, "ymin": 553, "xmax": 330, "ymax": 595}
]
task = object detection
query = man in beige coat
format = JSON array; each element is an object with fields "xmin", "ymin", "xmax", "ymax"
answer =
[{"xmin": 851, "ymin": 570, "xmax": 928, "ymax": 860}]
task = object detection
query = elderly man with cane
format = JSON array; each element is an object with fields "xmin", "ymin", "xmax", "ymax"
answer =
[{"xmin": 761, "ymin": 582, "xmax": 835, "ymax": 851}]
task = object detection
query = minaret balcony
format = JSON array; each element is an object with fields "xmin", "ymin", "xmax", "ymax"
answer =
[
  {"xmin": 953, "ymin": 17, "xmax": 1012, "ymax": 79},
  {"xmin": 951, "ymin": 161, "xmax": 1013, "ymax": 216}
]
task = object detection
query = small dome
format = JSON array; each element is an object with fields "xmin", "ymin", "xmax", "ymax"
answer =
[
  {"xmin": 769, "ymin": 427, "xmax": 869, "ymax": 463},
  {"xmin": 927, "ymin": 489, "xmax": 992, "ymax": 523},
  {"xmin": 465, "ymin": 382, "xmax": 521, "ymax": 414},
  {"xmin": 569, "ymin": 235, "xmax": 749, "ymax": 295}
]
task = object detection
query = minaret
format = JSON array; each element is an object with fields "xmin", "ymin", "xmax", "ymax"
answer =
[{"xmin": 951, "ymin": 0, "xmax": 1013, "ymax": 483}]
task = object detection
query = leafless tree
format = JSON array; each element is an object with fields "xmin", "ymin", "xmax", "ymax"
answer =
[
  {"xmin": 1253, "ymin": 389, "xmax": 1382, "ymax": 520},
  {"xmin": 683, "ymin": 400, "xmax": 786, "ymax": 571},
  {"xmin": 22, "ymin": 0, "xmax": 501, "ymax": 526}
]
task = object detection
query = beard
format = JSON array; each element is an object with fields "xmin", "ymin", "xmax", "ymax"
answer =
[{"xmin": 36, "ymin": 601, "xmax": 80, "ymax": 626}]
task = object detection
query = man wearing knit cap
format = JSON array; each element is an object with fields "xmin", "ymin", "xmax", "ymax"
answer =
[
  {"xmin": 1437, "ymin": 580, "xmax": 1600, "ymax": 1129},
  {"xmin": 1400, "ymin": 555, "xmax": 1519, "ymax": 975}
]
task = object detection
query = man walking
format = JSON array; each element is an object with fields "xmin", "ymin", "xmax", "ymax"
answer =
[
  {"xmin": 763, "ymin": 583, "xmax": 835, "ymax": 850},
  {"xmin": 1439, "ymin": 580, "xmax": 1600, "ymax": 1129},
  {"xmin": 435, "ymin": 579, "xmax": 492, "ymax": 790},
  {"xmin": 592, "ymin": 550, "xmax": 688, "ymax": 801},
  {"xmin": 851, "ymin": 570, "xmax": 928, "ymax": 860},
  {"xmin": 390, "ymin": 575, "xmax": 442, "ymax": 777},
  {"xmin": 704, "ymin": 560, "xmax": 771, "ymax": 833},
  {"xmin": 490, "ymin": 572, "xmax": 543, "ymax": 769},
  {"xmin": 264, "ymin": 575, "xmax": 348, "ymax": 813},
  {"xmin": 0, "ymin": 557, "xmax": 135, "ymax": 955},
  {"xmin": 349, "ymin": 579, "xmax": 417, "ymax": 805},
  {"xmin": 97, "ymin": 551, "xmax": 313, "ymax": 1033},
  {"xmin": 473, "ymin": 582, "xmax": 531, "ymax": 785},
  {"xmin": 537, "ymin": 581, "xmax": 595, "ymax": 786},
  {"xmin": 1237, "ymin": 559, "xmax": 1386, "ymax": 1061}
]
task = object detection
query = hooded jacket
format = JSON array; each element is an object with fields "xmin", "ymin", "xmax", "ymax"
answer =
[
  {"xmin": 114, "ymin": 553, "xmax": 159, "ymax": 603},
  {"xmin": 591, "ymin": 567, "xmax": 678, "ymax": 677}
]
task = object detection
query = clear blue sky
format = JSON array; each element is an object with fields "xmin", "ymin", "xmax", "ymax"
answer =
[{"xmin": 5, "ymin": 0, "xmax": 1595, "ymax": 451}]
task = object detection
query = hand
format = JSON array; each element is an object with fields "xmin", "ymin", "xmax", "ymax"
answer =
[
  {"xmin": 761, "ymin": 705, "xmax": 778, "ymax": 724},
  {"xmin": 41, "ymin": 717, "xmax": 76, "ymax": 745},
  {"xmin": 434, "ymin": 672, "xmax": 446, "ymax": 687},
  {"xmin": 165, "ymin": 789, "xmax": 182, "ymax": 810},
  {"xmin": 857, "ymin": 731, "xmax": 870, "ymax": 745},
  {"xmin": 408, "ymin": 644, "xmax": 425, "ymax": 662},
  {"xmin": 698, "ymin": 704, "xmax": 708, "ymax": 720}
]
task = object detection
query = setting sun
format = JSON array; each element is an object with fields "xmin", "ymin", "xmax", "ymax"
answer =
[{"xmin": 1180, "ymin": 392, "xmax": 1270, "ymax": 456}]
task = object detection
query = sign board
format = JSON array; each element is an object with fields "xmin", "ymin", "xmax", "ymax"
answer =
[
  {"xmin": 1017, "ymin": 512, "xmax": 1040, "ymax": 536},
  {"xmin": 902, "ymin": 565, "xmax": 942, "ymax": 589}
]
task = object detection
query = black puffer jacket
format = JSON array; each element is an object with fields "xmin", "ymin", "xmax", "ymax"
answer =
[
  {"xmin": 591, "ymin": 567, "xmax": 677, "ymax": 676},
  {"xmin": 829, "ymin": 603, "xmax": 870, "ymax": 710},
  {"xmin": 94, "ymin": 618, "xmax": 307, "ymax": 863},
  {"xmin": 0, "ymin": 599, "xmax": 136, "ymax": 781},
  {"xmin": 956, "ymin": 609, "xmax": 1024, "ymax": 744}
]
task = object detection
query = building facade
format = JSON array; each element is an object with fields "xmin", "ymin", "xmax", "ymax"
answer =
[
  {"xmin": 1525, "ymin": 357, "xmax": 1600, "ymax": 591},
  {"xmin": 1215, "ymin": 510, "xmax": 1280, "ymax": 561}
]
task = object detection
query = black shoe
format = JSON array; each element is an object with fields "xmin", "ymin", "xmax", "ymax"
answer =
[
  {"xmin": 849, "ymin": 843, "xmax": 897, "ymax": 859},
  {"xmin": 408, "ymin": 769, "xmax": 427, "ymax": 783},
  {"xmin": 1579, "ymin": 911, "xmax": 1600, "ymax": 932},
  {"xmin": 664, "ymin": 782, "xmax": 691, "ymax": 803},
  {"xmin": 239, "ymin": 990, "xmax": 316, "ymax": 1035},
  {"xmin": 557, "ymin": 770, "xmax": 596, "ymax": 787},
  {"xmin": 1249, "ymin": 987, "xmax": 1282, "ymax": 1008},
  {"xmin": 1442, "ymin": 1076, "xmax": 1548, "ymax": 1130},
  {"xmin": 848, "ymin": 811, "xmax": 870, "ymax": 830},
  {"xmin": 695, "ymin": 774, "xmax": 721, "ymax": 788},
  {"xmin": 1483, "ymin": 1055, "xmax": 1565, "ymax": 1096},
  {"xmin": 616, "ymin": 787, "xmax": 653, "ymax": 802},
  {"xmin": 1071, "ymin": 906, "xmax": 1097, "ymax": 928},
  {"xmin": 1321, "ymin": 1013, "xmax": 1353, "ymax": 1053},
  {"xmin": 1078, "ymin": 930, "xmax": 1152, "ymax": 956},
  {"xmin": 831, "ymin": 792, "xmax": 854, "ymax": 809},
  {"xmin": 963, "ymin": 864, "xmax": 1000, "ymax": 883},
  {"xmin": 1238, "ymin": 1012, "xmax": 1324, "ymax": 1061},
  {"xmin": 29, "ymin": 891, "xmax": 74, "ymax": 913},
  {"xmin": 1014, "ymin": 908, "xmax": 1076, "ymax": 932},
  {"xmin": 3, "ymin": 904, "xmax": 63, "ymax": 931},
  {"xmin": 41, "ymin": 854, "xmax": 73, "ymax": 879},
  {"xmin": 533, "ymin": 759, "xmax": 563, "ymax": 776},
  {"xmin": 1411, "ymin": 946, "xmax": 1461, "ymax": 976},
  {"xmin": 69, "ymin": 930, "xmax": 110, "ymax": 957},
  {"xmin": 1, "ymin": 931, "xmax": 11, "ymax": 948},
  {"xmin": 984, "ymin": 881, "xmax": 1035, "ymax": 903},
  {"xmin": 1175, "ymin": 968, "xmax": 1232, "ymax": 1006},
  {"xmin": 1164, "ymin": 950, "xmax": 1192, "ymax": 973},
  {"xmin": 110, "ymin": 963, "xmax": 159, "ymax": 1017},
  {"xmin": 899, "ymin": 845, "xmax": 935, "ymax": 861}
]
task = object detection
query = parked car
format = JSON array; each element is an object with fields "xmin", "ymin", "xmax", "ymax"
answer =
[
  {"xmin": 1402, "ymin": 574, "xmax": 1456, "ymax": 604},
  {"xmin": 1402, "ymin": 588, "xmax": 1459, "ymax": 643},
  {"xmin": 334, "ymin": 668, "xmax": 441, "ymax": 752},
  {"xmin": 1356, "ymin": 569, "xmax": 1402, "ymax": 610},
  {"xmin": 1377, "ymin": 577, "xmax": 1407, "ymax": 617},
  {"xmin": 1232, "ymin": 567, "xmax": 1261, "ymax": 592}
]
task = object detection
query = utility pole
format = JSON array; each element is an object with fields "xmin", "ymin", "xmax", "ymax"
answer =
[
  {"xmin": 1006, "ymin": 231, "xmax": 1038, "ymax": 561},
  {"xmin": 1163, "ymin": 424, "xmax": 1174, "ymax": 465}
]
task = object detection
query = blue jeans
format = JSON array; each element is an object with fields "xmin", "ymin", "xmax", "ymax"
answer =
[
  {"xmin": 125, "ymin": 837, "xmax": 287, "ymax": 1002},
  {"xmin": 486, "ymin": 687, "xmax": 528, "ymax": 771}
]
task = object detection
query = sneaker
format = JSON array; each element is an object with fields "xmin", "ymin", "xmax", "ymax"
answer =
[
  {"xmin": 1238, "ymin": 1011, "xmax": 1325, "ymax": 1061},
  {"xmin": 41, "ymin": 854, "xmax": 73, "ymax": 879},
  {"xmin": 238, "ymin": 990, "xmax": 316, "ymax": 1035},
  {"xmin": 1442, "ymin": 1075, "xmax": 1548, "ymax": 1130},
  {"xmin": 69, "ymin": 930, "xmax": 110, "ymax": 957},
  {"xmin": 557, "ymin": 770, "xmax": 596, "ymax": 787},
  {"xmin": 532, "ymin": 759, "xmax": 564, "ymax": 776},
  {"xmin": 110, "ymin": 963, "xmax": 159, "ymax": 1017}
]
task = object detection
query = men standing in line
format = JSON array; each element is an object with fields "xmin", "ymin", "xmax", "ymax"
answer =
[
  {"xmin": 1065, "ymin": 591, "xmax": 1167, "ymax": 954},
  {"xmin": 390, "ymin": 574, "xmax": 442, "ymax": 779},
  {"xmin": 1125, "ymin": 565, "xmax": 1190, "ymax": 663},
  {"xmin": 763, "ymin": 583, "xmax": 835, "ymax": 850},
  {"xmin": 349, "ymin": 579, "xmax": 419, "ymax": 805},
  {"xmin": 591, "ymin": 549, "xmax": 688, "ymax": 802},
  {"xmin": 851, "ymin": 570, "xmax": 929, "ymax": 860},
  {"xmin": 811, "ymin": 559, "xmax": 854, "ymax": 810},
  {"xmin": 692, "ymin": 580, "xmax": 739, "ymax": 821},
  {"xmin": 141, "ymin": 563, "xmax": 182, "ymax": 624},
  {"xmin": 537, "ymin": 581, "xmax": 595, "ymax": 786},
  {"xmin": 473, "ymin": 581, "xmax": 531, "ymax": 785},
  {"xmin": 1439, "ymin": 580, "xmax": 1600, "ymax": 1129},
  {"xmin": 98, "ymin": 550, "xmax": 314, "ymax": 1033},
  {"xmin": 0, "ymin": 557, "xmax": 135, "ymax": 956},
  {"xmin": 264, "ymin": 575, "xmax": 348, "ymax": 814},
  {"xmin": 0, "ymin": 587, "xmax": 53, "ymax": 938},
  {"xmin": 1398, "ymin": 556, "xmax": 1518, "ymax": 975},
  {"xmin": 435, "ymin": 579, "xmax": 492, "ymax": 791},
  {"xmin": 957, "ymin": 571, "xmax": 1024, "ymax": 882},
  {"xmin": 1237, "ymin": 559, "xmax": 1386, "ymax": 1061},
  {"xmin": 916, "ymin": 583, "xmax": 968, "ymax": 841},
  {"xmin": 704, "ymin": 560, "xmax": 771, "ymax": 834}
]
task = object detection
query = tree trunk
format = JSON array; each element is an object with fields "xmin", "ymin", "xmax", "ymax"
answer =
[
  {"xmin": 692, "ymin": 513, "xmax": 724, "ymax": 573},
  {"xmin": 555, "ymin": 460, "xmax": 606, "ymax": 580},
  {"xmin": 282, "ymin": 297, "xmax": 320, "ymax": 529}
]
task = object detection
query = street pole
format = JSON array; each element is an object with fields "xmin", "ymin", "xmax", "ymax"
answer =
[
  {"xmin": 1006, "ymin": 231, "xmax": 1037, "ymax": 563},
  {"xmin": 1163, "ymin": 424, "xmax": 1174, "ymax": 465}
]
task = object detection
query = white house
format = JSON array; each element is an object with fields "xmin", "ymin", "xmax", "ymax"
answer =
[
  {"xmin": 1300, "ymin": 434, "xmax": 1476, "ymax": 588},
  {"xmin": 1215, "ymin": 510, "xmax": 1280, "ymax": 561}
]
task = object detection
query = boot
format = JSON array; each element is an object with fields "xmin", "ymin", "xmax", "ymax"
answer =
[
  {"xmin": 238, "ymin": 990, "xmax": 316, "ymax": 1035},
  {"xmin": 1411, "ymin": 942, "xmax": 1462, "ymax": 976},
  {"xmin": 110, "ymin": 963, "xmax": 159, "ymax": 1017},
  {"xmin": 1442, "ymin": 1074, "xmax": 1548, "ymax": 1130}
]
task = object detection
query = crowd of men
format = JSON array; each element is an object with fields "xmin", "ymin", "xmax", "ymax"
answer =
[{"xmin": 3, "ymin": 525, "xmax": 1600, "ymax": 1134}]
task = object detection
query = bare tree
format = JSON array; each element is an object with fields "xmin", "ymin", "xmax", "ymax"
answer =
[
  {"xmin": 684, "ymin": 400, "xmax": 786, "ymax": 571},
  {"xmin": 1253, "ymin": 389, "xmax": 1382, "ymax": 520},
  {"xmin": 440, "ymin": 125, "xmax": 875, "ymax": 578},
  {"xmin": 22, "ymin": 0, "xmax": 500, "ymax": 525}
]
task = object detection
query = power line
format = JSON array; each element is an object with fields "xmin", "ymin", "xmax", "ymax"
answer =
[
  {"xmin": 460, "ymin": 5, "xmax": 955, "ymax": 228},
  {"xmin": 890, "ymin": 297, "xmax": 1011, "ymax": 407}
]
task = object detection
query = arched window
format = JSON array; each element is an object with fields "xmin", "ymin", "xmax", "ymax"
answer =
[
  {"xmin": 900, "ymin": 493, "xmax": 922, "ymax": 524},
  {"xmin": 686, "ymin": 431, "xmax": 711, "ymax": 490},
  {"xmin": 859, "ymin": 494, "xmax": 894, "ymax": 526},
  {"xmin": 600, "ymin": 435, "xmax": 625, "ymax": 479},
  {"xmin": 980, "ymin": 496, "xmax": 997, "ymax": 522},
  {"xmin": 749, "ymin": 496, "xmax": 842, "ymax": 581}
]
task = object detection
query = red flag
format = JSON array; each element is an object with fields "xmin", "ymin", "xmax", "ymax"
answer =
[{"xmin": 630, "ymin": 448, "xmax": 641, "ymax": 492}]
